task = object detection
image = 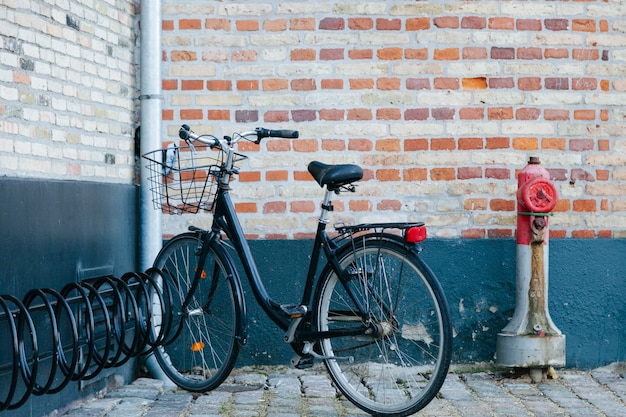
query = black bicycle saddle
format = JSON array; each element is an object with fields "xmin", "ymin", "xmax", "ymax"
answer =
[{"xmin": 307, "ymin": 161, "xmax": 363, "ymax": 191}]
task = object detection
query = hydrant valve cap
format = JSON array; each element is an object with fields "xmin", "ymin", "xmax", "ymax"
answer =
[{"xmin": 519, "ymin": 178, "xmax": 558, "ymax": 213}]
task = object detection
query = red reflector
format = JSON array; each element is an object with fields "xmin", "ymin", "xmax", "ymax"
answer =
[{"xmin": 405, "ymin": 225, "xmax": 427, "ymax": 243}]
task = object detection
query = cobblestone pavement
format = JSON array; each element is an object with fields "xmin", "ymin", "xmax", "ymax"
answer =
[{"xmin": 58, "ymin": 363, "xmax": 626, "ymax": 417}]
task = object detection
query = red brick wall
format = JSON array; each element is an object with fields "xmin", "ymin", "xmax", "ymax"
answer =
[{"xmin": 160, "ymin": 1, "xmax": 626, "ymax": 239}]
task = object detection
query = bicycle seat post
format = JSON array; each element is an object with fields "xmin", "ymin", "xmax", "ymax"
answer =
[{"xmin": 318, "ymin": 188, "xmax": 334, "ymax": 225}]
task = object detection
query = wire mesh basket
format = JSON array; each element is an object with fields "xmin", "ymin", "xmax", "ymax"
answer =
[{"xmin": 143, "ymin": 143, "xmax": 223, "ymax": 214}]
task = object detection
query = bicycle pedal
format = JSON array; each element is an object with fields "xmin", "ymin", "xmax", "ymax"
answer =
[
  {"xmin": 291, "ymin": 355, "xmax": 314, "ymax": 369},
  {"xmin": 280, "ymin": 304, "xmax": 307, "ymax": 318}
]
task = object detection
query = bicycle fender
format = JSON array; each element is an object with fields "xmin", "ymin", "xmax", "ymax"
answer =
[
  {"xmin": 363, "ymin": 231, "xmax": 425, "ymax": 256},
  {"xmin": 321, "ymin": 232, "xmax": 425, "ymax": 283}
]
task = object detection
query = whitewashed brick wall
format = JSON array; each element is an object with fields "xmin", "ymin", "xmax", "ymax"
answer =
[{"xmin": 0, "ymin": 0, "xmax": 137, "ymax": 183}]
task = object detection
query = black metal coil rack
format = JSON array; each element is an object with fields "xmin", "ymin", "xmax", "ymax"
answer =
[{"xmin": 0, "ymin": 269, "xmax": 174, "ymax": 411}]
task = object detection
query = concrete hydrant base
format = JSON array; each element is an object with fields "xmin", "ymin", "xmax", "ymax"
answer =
[{"xmin": 496, "ymin": 332, "xmax": 566, "ymax": 368}]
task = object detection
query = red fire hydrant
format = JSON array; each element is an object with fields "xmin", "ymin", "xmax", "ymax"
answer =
[{"xmin": 496, "ymin": 156, "xmax": 565, "ymax": 382}]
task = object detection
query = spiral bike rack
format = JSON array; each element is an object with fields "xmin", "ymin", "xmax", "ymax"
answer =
[{"xmin": 0, "ymin": 268, "xmax": 173, "ymax": 411}]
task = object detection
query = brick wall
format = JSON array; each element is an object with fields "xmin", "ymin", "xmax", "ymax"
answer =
[
  {"xmin": 0, "ymin": 1, "xmax": 137, "ymax": 184},
  {"xmin": 160, "ymin": 1, "xmax": 626, "ymax": 239},
  {"xmin": 1, "ymin": 2, "xmax": 625, "ymax": 238}
]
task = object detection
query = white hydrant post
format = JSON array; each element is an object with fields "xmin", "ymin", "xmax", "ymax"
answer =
[{"xmin": 496, "ymin": 156, "xmax": 565, "ymax": 383}]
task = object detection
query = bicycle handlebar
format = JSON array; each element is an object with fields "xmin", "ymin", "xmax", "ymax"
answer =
[{"xmin": 178, "ymin": 124, "xmax": 298, "ymax": 148}]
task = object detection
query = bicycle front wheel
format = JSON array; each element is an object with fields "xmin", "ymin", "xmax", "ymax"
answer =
[
  {"xmin": 151, "ymin": 233, "xmax": 241, "ymax": 392},
  {"xmin": 314, "ymin": 236, "xmax": 452, "ymax": 417}
]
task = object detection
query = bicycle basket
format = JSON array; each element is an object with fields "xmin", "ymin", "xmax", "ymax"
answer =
[{"xmin": 143, "ymin": 143, "xmax": 223, "ymax": 214}]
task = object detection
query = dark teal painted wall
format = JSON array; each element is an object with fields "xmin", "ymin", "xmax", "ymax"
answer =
[
  {"xmin": 233, "ymin": 239, "xmax": 625, "ymax": 370},
  {"xmin": 0, "ymin": 178, "xmax": 139, "ymax": 417}
]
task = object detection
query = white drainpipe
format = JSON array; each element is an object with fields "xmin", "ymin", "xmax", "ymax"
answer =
[
  {"xmin": 139, "ymin": 1, "xmax": 162, "ymax": 270},
  {"xmin": 139, "ymin": 0, "xmax": 173, "ymax": 385}
]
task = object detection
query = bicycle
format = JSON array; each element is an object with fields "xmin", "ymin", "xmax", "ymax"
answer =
[{"xmin": 142, "ymin": 124, "xmax": 453, "ymax": 417}]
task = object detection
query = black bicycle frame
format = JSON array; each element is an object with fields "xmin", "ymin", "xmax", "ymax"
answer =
[
  {"xmin": 204, "ymin": 176, "xmax": 411, "ymax": 343},
  {"xmin": 209, "ymin": 184, "xmax": 333, "ymax": 332}
]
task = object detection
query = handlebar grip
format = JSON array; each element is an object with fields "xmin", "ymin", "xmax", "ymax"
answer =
[
  {"xmin": 271, "ymin": 129, "xmax": 299, "ymax": 138},
  {"xmin": 256, "ymin": 128, "xmax": 299, "ymax": 139},
  {"xmin": 179, "ymin": 125, "xmax": 200, "ymax": 141}
]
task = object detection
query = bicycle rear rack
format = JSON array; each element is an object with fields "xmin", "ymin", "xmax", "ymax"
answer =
[
  {"xmin": 333, "ymin": 221, "xmax": 427, "ymax": 248},
  {"xmin": 0, "ymin": 268, "xmax": 172, "ymax": 411}
]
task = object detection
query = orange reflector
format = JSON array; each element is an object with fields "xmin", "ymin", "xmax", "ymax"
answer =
[
  {"xmin": 190, "ymin": 342, "xmax": 205, "ymax": 352},
  {"xmin": 195, "ymin": 267, "xmax": 207, "ymax": 279},
  {"xmin": 405, "ymin": 225, "xmax": 427, "ymax": 243}
]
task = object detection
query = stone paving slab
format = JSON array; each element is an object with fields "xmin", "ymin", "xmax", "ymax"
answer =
[{"xmin": 58, "ymin": 363, "xmax": 626, "ymax": 417}]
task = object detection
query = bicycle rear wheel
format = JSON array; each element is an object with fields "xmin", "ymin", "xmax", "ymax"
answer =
[
  {"xmin": 151, "ymin": 233, "xmax": 241, "ymax": 392},
  {"xmin": 314, "ymin": 235, "xmax": 452, "ymax": 417}
]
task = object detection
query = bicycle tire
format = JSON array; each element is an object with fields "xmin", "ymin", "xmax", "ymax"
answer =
[
  {"xmin": 142, "ymin": 268, "xmax": 174, "ymax": 352},
  {"xmin": 151, "ymin": 233, "xmax": 242, "ymax": 392},
  {"xmin": 313, "ymin": 235, "xmax": 452, "ymax": 417}
]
